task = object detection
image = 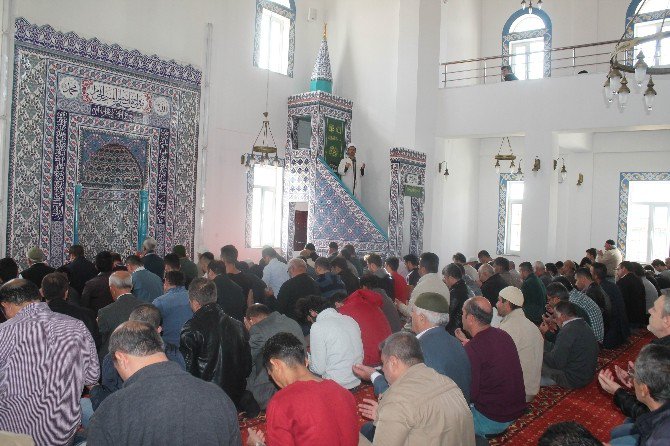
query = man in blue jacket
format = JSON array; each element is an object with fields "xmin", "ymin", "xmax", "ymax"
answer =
[
  {"xmin": 126, "ymin": 255, "xmax": 163, "ymax": 303},
  {"xmin": 353, "ymin": 292, "xmax": 471, "ymax": 401}
]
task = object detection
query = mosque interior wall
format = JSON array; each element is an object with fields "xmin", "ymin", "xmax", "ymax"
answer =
[{"xmin": 1, "ymin": 0, "xmax": 669, "ymax": 264}]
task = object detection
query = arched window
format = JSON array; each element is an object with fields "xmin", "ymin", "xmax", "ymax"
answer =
[
  {"xmin": 253, "ymin": 0, "xmax": 296, "ymax": 76},
  {"xmin": 627, "ymin": 0, "xmax": 670, "ymax": 67},
  {"xmin": 511, "ymin": 14, "xmax": 545, "ymax": 33},
  {"xmin": 502, "ymin": 9, "xmax": 552, "ymax": 80}
]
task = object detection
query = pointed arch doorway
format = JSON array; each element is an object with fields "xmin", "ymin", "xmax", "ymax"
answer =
[{"xmin": 74, "ymin": 143, "xmax": 149, "ymax": 258}]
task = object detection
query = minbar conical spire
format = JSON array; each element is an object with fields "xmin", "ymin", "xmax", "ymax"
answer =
[{"xmin": 310, "ymin": 24, "xmax": 333, "ymax": 93}]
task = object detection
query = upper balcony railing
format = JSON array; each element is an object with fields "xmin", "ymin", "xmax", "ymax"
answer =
[{"xmin": 440, "ymin": 40, "xmax": 619, "ymax": 88}]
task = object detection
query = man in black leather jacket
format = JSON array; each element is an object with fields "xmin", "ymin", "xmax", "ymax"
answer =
[
  {"xmin": 443, "ymin": 263, "xmax": 469, "ymax": 335},
  {"xmin": 180, "ymin": 277, "xmax": 259, "ymax": 416}
]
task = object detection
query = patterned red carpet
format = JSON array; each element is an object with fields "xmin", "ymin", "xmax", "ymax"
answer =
[
  {"xmin": 238, "ymin": 331, "xmax": 653, "ymax": 445},
  {"xmin": 490, "ymin": 330, "xmax": 653, "ymax": 445}
]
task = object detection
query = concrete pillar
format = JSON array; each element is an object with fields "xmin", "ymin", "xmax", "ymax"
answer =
[
  {"xmin": 519, "ymin": 129, "xmax": 559, "ymax": 261},
  {"xmin": 392, "ymin": 0, "xmax": 441, "ymax": 252},
  {"xmin": 393, "ymin": 0, "xmax": 440, "ymax": 153}
]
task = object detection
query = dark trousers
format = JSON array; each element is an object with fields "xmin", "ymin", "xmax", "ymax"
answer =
[{"xmin": 361, "ymin": 422, "xmax": 376, "ymax": 442}]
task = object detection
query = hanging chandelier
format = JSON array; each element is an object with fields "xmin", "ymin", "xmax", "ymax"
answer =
[
  {"xmin": 603, "ymin": 0, "xmax": 669, "ymax": 111},
  {"xmin": 241, "ymin": 112, "xmax": 280, "ymax": 170},
  {"xmin": 494, "ymin": 137, "xmax": 517, "ymax": 174},
  {"xmin": 520, "ymin": 0, "xmax": 543, "ymax": 14},
  {"xmin": 241, "ymin": 70, "xmax": 280, "ymax": 170}
]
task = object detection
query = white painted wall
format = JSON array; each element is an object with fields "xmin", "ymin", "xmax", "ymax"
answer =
[
  {"xmin": 327, "ymin": 0, "xmax": 441, "ymax": 240},
  {"xmin": 326, "ymin": 0, "xmax": 400, "ymax": 233},
  {"xmin": 441, "ymin": 0, "xmax": 482, "ymax": 63},
  {"xmin": 590, "ymin": 131, "xmax": 670, "ymax": 250},
  {"xmin": 429, "ymin": 137, "xmax": 481, "ymax": 264},
  {"xmin": 7, "ymin": 0, "xmax": 667, "ymax": 267},
  {"xmin": 435, "ymin": 70, "xmax": 670, "ymax": 263},
  {"xmin": 479, "ymin": 0, "xmax": 632, "ymax": 61},
  {"xmin": 441, "ymin": 0, "xmax": 639, "ymax": 82},
  {"xmin": 443, "ymin": 132, "xmax": 670, "ymax": 264},
  {"xmin": 554, "ymin": 133, "xmax": 670, "ymax": 262}
]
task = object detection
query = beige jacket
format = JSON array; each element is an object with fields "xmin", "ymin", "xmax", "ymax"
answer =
[
  {"xmin": 364, "ymin": 363, "xmax": 475, "ymax": 446},
  {"xmin": 499, "ymin": 308, "xmax": 544, "ymax": 401},
  {"xmin": 0, "ymin": 432, "xmax": 34, "ymax": 446}
]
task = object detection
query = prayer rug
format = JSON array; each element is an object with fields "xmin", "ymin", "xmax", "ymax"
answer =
[{"xmin": 490, "ymin": 330, "xmax": 654, "ymax": 445}]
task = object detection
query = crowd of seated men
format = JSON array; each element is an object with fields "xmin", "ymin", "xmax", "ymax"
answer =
[{"xmin": 0, "ymin": 237, "xmax": 669, "ymax": 445}]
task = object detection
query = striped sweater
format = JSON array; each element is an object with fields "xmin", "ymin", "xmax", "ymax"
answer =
[{"xmin": 0, "ymin": 302, "xmax": 99, "ymax": 446}]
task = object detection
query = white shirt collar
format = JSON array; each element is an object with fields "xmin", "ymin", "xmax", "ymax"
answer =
[
  {"xmin": 561, "ymin": 317, "xmax": 581, "ymax": 328},
  {"xmin": 415, "ymin": 326, "xmax": 439, "ymax": 339}
]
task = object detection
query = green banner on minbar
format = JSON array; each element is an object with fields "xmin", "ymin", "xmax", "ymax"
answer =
[
  {"xmin": 403, "ymin": 184, "xmax": 424, "ymax": 198},
  {"xmin": 324, "ymin": 117, "xmax": 345, "ymax": 172}
]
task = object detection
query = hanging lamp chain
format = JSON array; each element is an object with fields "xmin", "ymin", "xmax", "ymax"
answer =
[
  {"xmin": 251, "ymin": 68, "xmax": 279, "ymax": 155},
  {"xmin": 495, "ymin": 137, "xmax": 517, "ymax": 162}
]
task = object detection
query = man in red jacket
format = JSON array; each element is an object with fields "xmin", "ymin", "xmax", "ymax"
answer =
[
  {"xmin": 246, "ymin": 332, "xmax": 359, "ymax": 446},
  {"xmin": 335, "ymin": 289, "xmax": 391, "ymax": 366},
  {"xmin": 385, "ymin": 257, "xmax": 409, "ymax": 304}
]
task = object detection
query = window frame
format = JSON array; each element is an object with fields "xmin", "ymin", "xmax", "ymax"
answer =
[
  {"xmin": 628, "ymin": 203, "xmax": 670, "ymax": 262},
  {"xmin": 626, "ymin": 0, "xmax": 670, "ymax": 67},
  {"xmin": 505, "ymin": 181, "xmax": 524, "ymax": 254},
  {"xmin": 253, "ymin": 0, "xmax": 296, "ymax": 77},
  {"xmin": 632, "ymin": 19, "xmax": 670, "ymax": 67},
  {"xmin": 246, "ymin": 159, "xmax": 285, "ymax": 249},
  {"xmin": 509, "ymin": 37, "xmax": 546, "ymax": 80},
  {"xmin": 502, "ymin": 9, "xmax": 552, "ymax": 80},
  {"xmin": 497, "ymin": 173, "xmax": 524, "ymax": 255},
  {"xmin": 510, "ymin": 14, "xmax": 545, "ymax": 33},
  {"xmin": 617, "ymin": 172, "xmax": 670, "ymax": 260}
]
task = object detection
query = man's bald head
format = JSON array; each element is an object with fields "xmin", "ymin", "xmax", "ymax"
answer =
[
  {"xmin": 109, "ymin": 270, "xmax": 133, "ymax": 300},
  {"xmin": 473, "ymin": 296, "xmax": 492, "ymax": 312},
  {"xmin": 109, "ymin": 270, "xmax": 132, "ymax": 288},
  {"xmin": 463, "ymin": 296, "xmax": 493, "ymax": 327}
]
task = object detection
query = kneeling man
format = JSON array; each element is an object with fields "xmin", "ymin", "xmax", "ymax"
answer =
[
  {"xmin": 88, "ymin": 321, "xmax": 241, "ymax": 445},
  {"xmin": 246, "ymin": 332, "xmax": 359, "ymax": 446},
  {"xmin": 541, "ymin": 301, "xmax": 599, "ymax": 389},
  {"xmin": 358, "ymin": 332, "xmax": 475, "ymax": 445}
]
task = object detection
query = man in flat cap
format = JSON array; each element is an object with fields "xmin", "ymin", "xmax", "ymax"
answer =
[
  {"xmin": 20, "ymin": 247, "xmax": 55, "ymax": 288},
  {"xmin": 596, "ymin": 239, "xmax": 623, "ymax": 279},
  {"xmin": 496, "ymin": 286, "xmax": 544, "ymax": 402}
]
